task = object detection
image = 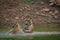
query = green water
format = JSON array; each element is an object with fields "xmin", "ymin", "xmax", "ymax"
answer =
[{"xmin": 0, "ymin": 35, "xmax": 60, "ymax": 40}]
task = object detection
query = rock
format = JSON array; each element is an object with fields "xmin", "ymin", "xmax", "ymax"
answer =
[
  {"xmin": 41, "ymin": 8, "xmax": 50, "ymax": 12},
  {"xmin": 6, "ymin": 19, "xmax": 9, "ymax": 21},
  {"xmin": 36, "ymin": 12, "xmax": 39, "ymax": 14},
  {"xmin": 49, "ymin": 11, "xmax": 53, "ymax": 13},
  {"xmin": 40, "ymin": 1, "xmax": 44, "ymax": 4},
  {"xmin": 49, "ymin": 0, "xmax": 60, "ymax": 6},
  {"xmin": 54, "ymin": 16, "xmax": 58, "ymax": 18},
  {"xmin": 25, "ymin": 6, "xmax": 31, "ymax": 11},
  {"xmin": 15, "ymin": 17, "xmax": 19, "ymax": 20},
  {"xmin": 49, "ymin": 3, "xmax": 54, "ymax": 6},
  {"xmin": 54, "ymin": 10, "xmax": 59, "ymax": 14},
  {"xmin": 20, "ymin": 9, "xmax": 23, "ymax": 11},
  {"xmin": 49, "ymin": 0, "xmax": 55, "ymax": 6}
]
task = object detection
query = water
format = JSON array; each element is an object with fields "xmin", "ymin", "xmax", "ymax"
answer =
[{"xmin": 0, "ymin": 32, "xmax": 60, "ymax": 38}]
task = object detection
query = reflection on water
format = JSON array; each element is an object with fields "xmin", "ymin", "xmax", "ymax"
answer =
[{"xmin": 0, "ymin": 32, "xmax": 60, "ymax": 38}]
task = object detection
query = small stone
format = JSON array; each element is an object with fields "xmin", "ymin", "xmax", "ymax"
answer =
[
  {"xmin": 49, "ymin": 11, "xmax": 53, "ymax": 14},
  {"xmin": 54, "ymin": 16, "xmax": 58, "ymax": 18},
  {"xmin": 42, "ymin": 8, "xmax": 50, "ymax": 12},
  {"xmin": 40, "ymin": 1, "xmax": 44, "ymax": 4},
  {"xmin": 13, "ymin": 9, "xmax": 16, "ymax": 12},
  {"xmin": 20, "ymin": 9, "xmax": 23, "ymax": 11},
  {"xmin": 49, "ymin": 3, "xmax": 54, "ymax": 6},
  {"xmin": 15, "ymin": 17, "xmax": 19, "ymax": 19},
  {"xmin": 54, "ymin": 10, "xmax": 59, "ymax": 13},
  {"xmin": 36, "ymin": 12, "xmax": 39, "ymax": 14},
  {"xmin": 49, "ymin": 0, "xmax": 55, "ymax": 6},
  {"xmin": 25, "ymin": 5, "xmax": 31, "ymax": 11},
  {"xmin": 6, "ymin": 19, "xmax": 9, "ymax": 21},
  {"xmin": 41, "ymin": 13, "xmax": 45, "ymax": 15}
]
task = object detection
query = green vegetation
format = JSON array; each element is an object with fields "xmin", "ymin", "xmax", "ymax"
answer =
[
  {"xmin": 24, "ymin": 0, "xmax": 31, "ymax": 3},
  {"xmin": 34, "ymin": 24, "xmax": 60, "ymax": 32},
  {"xmin": 16, "ymin": 0, "xmax": 22, "ymax": 2},
  {"xmin": 0, "ymin": 35, "xmax": 60, "ymax": 40},
  {"xmin": 16, "ymin": 0, "xmax": 36, "ymax": 3},
  {"xmin": 0, "ymin": 24, "xmax": 60, "ymax": 32},
  {"xmin": 16, "ymin": 0, "xmax": 31, "ymax": 3}
]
